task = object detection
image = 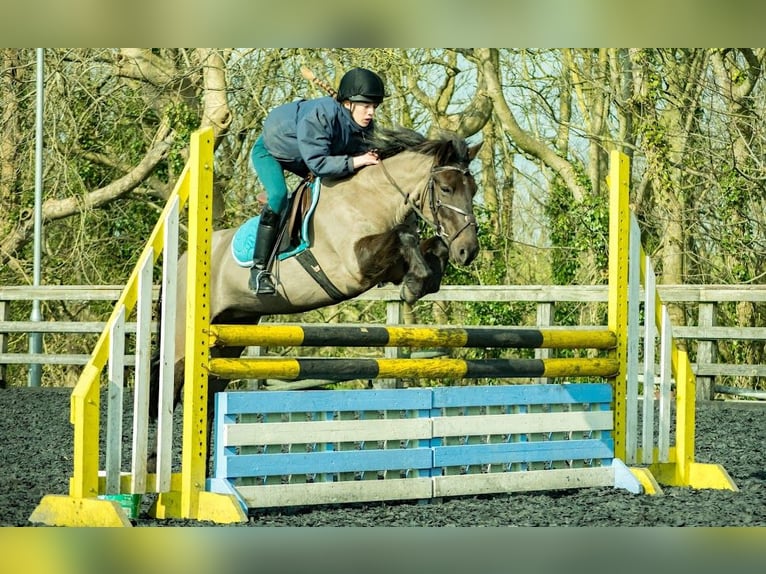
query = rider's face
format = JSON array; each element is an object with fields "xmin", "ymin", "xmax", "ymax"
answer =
[{"xmin": 345, "ymin": 101, "xmax": 378, "ymax": 128}]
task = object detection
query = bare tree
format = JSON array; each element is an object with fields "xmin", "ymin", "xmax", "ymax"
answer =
[
  {"xmin": 0, "ymin": 49, "xmax": 232, "ymax": 283},
  {"xmin": 0, "ymin": 49, "xmax": 34, "ymax": 279}
]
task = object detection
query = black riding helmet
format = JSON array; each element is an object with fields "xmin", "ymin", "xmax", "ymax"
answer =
[{"xmin": 336, "ymin": 67, "xmax": 386, "ymax": 104}]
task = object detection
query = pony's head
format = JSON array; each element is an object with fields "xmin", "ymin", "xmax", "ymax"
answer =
[{"xmin": 373, "ymin": 127, "xmax": 482, "ymax": 266}]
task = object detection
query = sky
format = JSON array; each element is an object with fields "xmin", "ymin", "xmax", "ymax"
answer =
[{"xmin": 3, "ymin": 1, "xmax": 764, "ymax": 47}]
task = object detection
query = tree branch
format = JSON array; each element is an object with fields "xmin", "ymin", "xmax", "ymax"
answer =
[
  {"xmin": 474, "ymin": 48, "xmax": 589, "ymax": 201},
  {"xmin": 0, "ymin": 124, "xmax": 174, "ymax": 266},
  {"xmin": 195, "ymin": 48, "xmax": 233, "ymax": 139}
]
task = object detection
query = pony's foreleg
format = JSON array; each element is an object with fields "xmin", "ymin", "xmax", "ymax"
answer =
[
  {"xmin": 354, "ymin": 224, "xmax": 441, "ymax": 304},
  {"xmin": 396, "ymin": 227, "xmax": 440, "ymax": 305},
  {"xmin": 416, "ymin": 235, "xmax": 450, "ymax": 297}
]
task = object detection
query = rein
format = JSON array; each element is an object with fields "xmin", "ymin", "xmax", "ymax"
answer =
[{"xmin": 378, "ymin": 161, "xmax": 477, "ymax": 245}]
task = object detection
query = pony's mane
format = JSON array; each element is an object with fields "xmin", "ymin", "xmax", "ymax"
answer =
[{"xmin": 370, "ymin": 126, "xmax": 471, "ymax": 167}]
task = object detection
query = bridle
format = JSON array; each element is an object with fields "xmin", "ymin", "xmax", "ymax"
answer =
[
  {"xmin": 427, "ymin": 165, "xmax": 478, "ymax": 243},
  {"xmin": 379, "ymin": 161, "xmax": 477, "ymax": 246}
]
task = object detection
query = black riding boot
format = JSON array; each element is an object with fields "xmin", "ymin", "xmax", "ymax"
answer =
[{"xmin": 248, "ymin": 207, "xmax": 280, "ymax": 294}]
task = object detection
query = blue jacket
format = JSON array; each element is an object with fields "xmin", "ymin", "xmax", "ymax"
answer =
[{"xmin": 261, "ymin": 96, "xmax": 374, "ymax": 178}]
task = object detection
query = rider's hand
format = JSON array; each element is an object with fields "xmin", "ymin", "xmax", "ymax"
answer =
[{"xmin": 352, "ymin": 151, "xmax": 380, "ymax": 170}]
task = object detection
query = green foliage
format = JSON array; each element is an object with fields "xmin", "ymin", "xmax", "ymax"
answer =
[
  {"xmin": 64, "ymin": 83, "xmax": 153, "ymax": 190},
  {"xmin": 165, "ymin": 102, "xmax": 200, "ymax": 176},
  {"xmin": 637, "ymin": 122, "xmax": 674, "ymax": 192},
  {"xmin": 103, "ymin": 199, "xmax": 159, "ymax": 270},
  {"xmin": 426, "ymin": 202, "xmax": 536, "ymax": 331},
  {"xmin": 37, "ymin": 196, "xmax": 159, "ymax": 286},
  {"xmin": 696, "ymin": 166, "xmax": 761, "ymax": 283},
  {"xmin": 544, "ymin": 170, "xmax": 608, "ymax": 285}
]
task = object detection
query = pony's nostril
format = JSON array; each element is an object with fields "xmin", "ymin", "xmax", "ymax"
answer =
[{"xmin": 458, "ymin": 244, "xmax": 479, "ymax": 266}]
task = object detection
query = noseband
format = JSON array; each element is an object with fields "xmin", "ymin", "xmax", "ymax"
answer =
[{"xmin": 379, "ymin": 161, "xmax": 477, "ymax": 247}]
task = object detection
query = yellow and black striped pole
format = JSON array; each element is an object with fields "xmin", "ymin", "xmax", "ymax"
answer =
[
  {"xmin": 208, "ymin": 356, "xmax": 619, "ymax": 381},
  {"xmin": 209, "ymin": 324, "xmax": 617, "ymax": 350}
]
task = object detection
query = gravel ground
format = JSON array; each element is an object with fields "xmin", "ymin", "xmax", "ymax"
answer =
[{"xmin": 2, "ymin": 386, "xmax": 765, "ymax": 527}]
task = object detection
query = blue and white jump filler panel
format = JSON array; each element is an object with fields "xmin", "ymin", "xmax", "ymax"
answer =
[{"xmin": 208, "ymin": 384, "xmax": 643, "ymax": 513}]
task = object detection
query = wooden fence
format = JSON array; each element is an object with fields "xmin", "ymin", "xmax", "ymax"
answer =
[{"xmin": 2, "ymin": 284, "xmax": 766, "ymax": 399}]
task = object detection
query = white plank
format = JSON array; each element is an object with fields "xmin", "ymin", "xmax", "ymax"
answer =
[
  {"xmin": 237, "ymin": 477, "xmax": 433, "ymax": 508},
  {"xmin": 0, "ymin": 353, "xmax": 137, "ymax": 365},
  {"xmin": 0, "ymin": 320, "xmax": 153, "ymax": 333},
  {"xmin": 155, "ymin": 197, "xmax": 179, "ymax": 493},
  {"xmin": 224, "ymin": 418, "xmax": 432, "ymax": 447},
  {"xmin": 658, "ymin": 306, "xmax": 673, "ymax": 462},
  {"xmin": 625, "ymin": 216, "xmax": 641, "ymax": 464},
  {"xmin": 433, "ymin": 467, "xmax": 615, "ymax": 497},
  {"xmin": 130, "ymin": 250, "xmax": 153, "ymax": 494},
  {"xmin": 105, "ymin": 306, "xmax": 126, "ymax": 494},
  {"xmin": 431, "ymin": 411, "xmax": 613, "ymax": 437},
  {"xmin": 6, "ymin": 283, "xmax": 766, "ymax": 304},
  {"xmin": 642, "ymin": 256, "xmax": 657, "ymax": 464}
]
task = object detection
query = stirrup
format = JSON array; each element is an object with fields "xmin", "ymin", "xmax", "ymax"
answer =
[{"xmin": 249, "ymin": 268, "xmax": 276, "ymax": 295}]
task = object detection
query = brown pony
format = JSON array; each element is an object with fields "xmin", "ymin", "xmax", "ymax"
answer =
[{"xmin": 149, "ymin": 127, "xmax": 481, "ymax": 462}]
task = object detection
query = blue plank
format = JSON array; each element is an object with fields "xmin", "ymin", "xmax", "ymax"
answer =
[
  {"xmin": 432, "ymin": 439, "xmax": 614, "ymax": 467},
  {"xmin": 224, "ymin": 448, "xmax": 434, "ymax": 478},
  {"xmin": 219, "ymin": 388, "xmax": 433, "ymax": 415},
  {"xmin": 213, "ymin": 385, "xmax": 618, "ymax": 484},
  {"xmin": 213, "ymin": 393, "xmax": 237, "ymax": 479},
  {"xmin": 431, "ymin": 384, "xmax": 612, "ymax": 408}
]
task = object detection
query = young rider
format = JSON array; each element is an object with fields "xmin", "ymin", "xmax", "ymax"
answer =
[{"xmin": 249, "ymin": 67, "xmax": 386, "ymax": 294}]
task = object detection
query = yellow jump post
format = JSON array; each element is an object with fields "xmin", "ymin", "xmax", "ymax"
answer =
[
  {"xmin": 30, "ymin": 128, "xmax": 245, "ymax": 526},
  {"xmin": 608, "ymin": 150, "xmax": 736, "ymax": 492}
]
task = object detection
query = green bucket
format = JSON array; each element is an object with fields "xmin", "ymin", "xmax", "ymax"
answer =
[{"xmin": 99, "ymin": 493, "xmax": 142, "ymax": 520}]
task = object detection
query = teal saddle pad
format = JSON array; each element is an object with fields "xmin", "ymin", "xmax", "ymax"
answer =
[{"xmin": 231, "ymin": 178, "xmax": 321, "ymax": 267}]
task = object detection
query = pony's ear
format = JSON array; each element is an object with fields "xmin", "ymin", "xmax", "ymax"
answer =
[{"xmin": 468, "ymin": 141, "xmax": 483, "ymax": 161}]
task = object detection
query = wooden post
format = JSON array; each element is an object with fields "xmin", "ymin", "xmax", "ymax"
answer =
[
  {"xmin": 695, "ymin": 303, "xmax": 717, "ymax": 401},
  {"xmin": 243, "ymin": 344, "xmax": 265, "ymax": 389},
  {"xmin": 535, "ymin": 302, "xmax": 553, "ymax": 384},
  {"xmin": 380, "ymin": 301, "xmax": 403, "ymax": 388},
  {"xmin": 0, "ymin": 300, "xmax": 7, "ymax": 388}
]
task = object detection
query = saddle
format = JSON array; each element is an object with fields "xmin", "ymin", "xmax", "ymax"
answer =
[
  {"xmin": 231, "ymin": 176, "xmax": 320, "ymax": 267},
  {"xmin": 275, "ymin": 175, "xmax": 318, "ymax": 260},
  {"xmin": 232, "ymin": 176, "xmax": 346, "ymax": 301}
]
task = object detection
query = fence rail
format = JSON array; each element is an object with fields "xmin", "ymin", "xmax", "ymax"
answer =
[{"xmin": 2, "ymin": 284, "xmax": 766, "ymax": 398}]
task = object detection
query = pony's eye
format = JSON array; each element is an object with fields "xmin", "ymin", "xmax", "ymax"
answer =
[{"xmin": 439, "ymin": 185, "xmax": 453, "ymax": 194}]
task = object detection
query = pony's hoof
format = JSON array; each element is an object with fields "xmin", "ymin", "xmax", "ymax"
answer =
[{"xmin": 399, "ymin": 284, "xmax": 421, "ymax": 305}]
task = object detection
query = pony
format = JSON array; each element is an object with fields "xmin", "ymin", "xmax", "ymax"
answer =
[{"xmin": 149, "ymin": 127, "xmax": 482, "ymax": 466}]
